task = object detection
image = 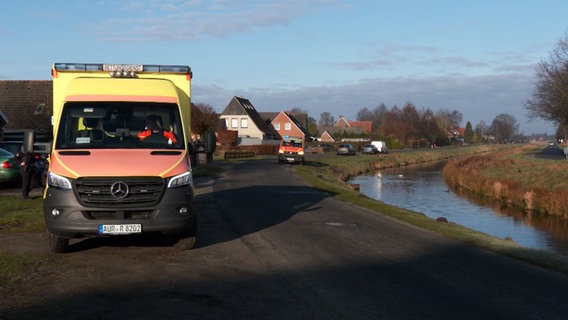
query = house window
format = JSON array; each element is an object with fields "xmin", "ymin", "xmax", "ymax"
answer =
[
  {"xmin": 231, "ymin": 118, "xmax": 238, "ymax": 128},
  {"xmin": 284, "ymin": 122, "xmax": 292, "ymax": 130},
  {"xmin": 274, "ymin": 122, "xmax": 280, "ymax": 130},
  {"xmin": 241, "ymin": 118, "xmax": 248, "ymax": 128}
]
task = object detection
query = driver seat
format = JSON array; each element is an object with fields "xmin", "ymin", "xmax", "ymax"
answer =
[{"xmin": 77, "ymin": 118, "xmax": 104, "ymax": 142}]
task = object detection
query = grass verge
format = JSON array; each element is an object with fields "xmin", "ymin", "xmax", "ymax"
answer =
[
  {"xmin": 0, "ymin": 196, "xmax": 44, "ymax": 233},
  {"xmin": 0, "ymin": 196, "xmax": 47, "ymax": 295}
]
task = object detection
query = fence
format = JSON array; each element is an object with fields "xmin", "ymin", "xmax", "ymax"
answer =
[{"xmin": 223, "ymin": 150, "xmax": 256, "ymax": 160}]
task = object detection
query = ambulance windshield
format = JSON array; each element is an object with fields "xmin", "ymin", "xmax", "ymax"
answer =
[{"xmin": 55, "ymin": 102, "xmax": 184, "ymax": 150}]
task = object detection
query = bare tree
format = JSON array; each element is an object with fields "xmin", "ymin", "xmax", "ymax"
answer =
[
  {"xmin": 526, "ymin": 31, "xmax": 568, "ymax": 134},
  {"xmin": 191, "ymin": 102, "xmax": 218, "ymax": 139},
  {"xmin": 356, "ymin": 103, "xmax": 387, "ymax": 133},
  {"xmin": 435, "ymin": 109, "xmax": 463, "ymax": 132},
  {"xmin": 475, "ymin": 120, "xmax": 488, "ymax": 142},
  {"xmin": 489, "ymin": 113, "xmax": 519, "ymax": 142},
  {"xmin": 356, "ymin": 107, "xmax": 373, "ymax": 121},
  {"xmin": 307, "ymin": 116, "xmax": 319, "ymax": 137},
  {"xmin": 464, "ymin": 121, "xmax": 474, "ymax": 143},
  {"xmin": 378, "ymin": 105, "xmax": 400, "ymax": 138},
  {"xmin": 400, "ymin": 102, "xmax": 421, "ymax": 146},
  {"xmin": 373, "ymin": 103, "xmax": 387, "ymax": 131},
  {"xmin": 289, "ymin": 107, "xmax": 306, "ymax": 114},
  {"xmin": 420, "ymin": 107, "xmax": 445, "ymax": 145},
  {"xmin": 556, "ymin": 123, "xmax": 568, "ymax": 142},
  {"xmin": 318, "ymin": 112, "xmax": 336, "ymax": 126}
]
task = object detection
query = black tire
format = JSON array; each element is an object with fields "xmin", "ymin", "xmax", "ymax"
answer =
[
  {"xmin": 50, "ymin": 234, "xmax": 69, "ymax": 253},
  {"xmin": 174, "ymin": 217, "xmax": 197, "ymax": 250}
]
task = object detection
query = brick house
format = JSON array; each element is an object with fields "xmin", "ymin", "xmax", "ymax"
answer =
[
  {"xmin": 347, "ymin": 120, "xmax": 372, "ymax": 134},
  {"xmin": 270, "ymin": 111, "xmax": 310, "ymax": 140},
  {"xmin": 318, "ymin": 115, "xmax": 371, "ymax": 136},
  {"xmin": 319, "ymin": 130, "xmax": 335, "ymax": 142}
]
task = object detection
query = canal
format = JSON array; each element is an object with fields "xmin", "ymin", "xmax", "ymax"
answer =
[{"xmin": 349, "ymin": 161, "xmax": 568, "ymax": 256}]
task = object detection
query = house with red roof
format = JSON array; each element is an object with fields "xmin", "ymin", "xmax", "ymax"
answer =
[
  {"xmin": 270, "ymin": 111, "xmax": 310, "ymax": 140},
  {"xmin": 317, "ymin": 115, "xmax": 372, "ymax": 137}
]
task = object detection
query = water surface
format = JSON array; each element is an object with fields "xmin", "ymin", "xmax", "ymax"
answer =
[{"xmin": 349, "ymin": 161, "xmax": 568, "ymax": 256}]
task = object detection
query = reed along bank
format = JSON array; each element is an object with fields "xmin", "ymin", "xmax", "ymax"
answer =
[{"xmin": 443, "ymin": 144, "xmax": 568, "ymax": 218}]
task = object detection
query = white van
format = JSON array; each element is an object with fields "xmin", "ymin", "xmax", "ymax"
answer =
[{"xmin": 371, "ymin": 141, "xmax": 388, "ymax": 154}]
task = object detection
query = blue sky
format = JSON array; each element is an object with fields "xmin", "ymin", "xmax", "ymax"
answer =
[{"xmin": 1, "ymin": 0, "xmax": 566, "ymax": 134}]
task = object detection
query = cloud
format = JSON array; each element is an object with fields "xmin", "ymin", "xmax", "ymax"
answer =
[
  {"xmin": 342, "ymin": 42, "xmax": 542, "ymax": 80},
  {"xmin": 194, "ymin": 72, "xmax": 554, "ymax": 134},
  {"xmin": 88, "ymin": 0, "xmax": 317, "ymax": 42}
]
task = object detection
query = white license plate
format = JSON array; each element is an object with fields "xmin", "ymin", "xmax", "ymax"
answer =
[
  {"xmin": 98, "ymin": 224, "xmax": 142, "ymax": 235},
  {"xmin": 287, "ymin": 157, "xmax": 295, "ymax": 161}
]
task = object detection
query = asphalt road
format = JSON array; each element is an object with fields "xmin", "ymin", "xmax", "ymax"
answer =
[
  {"xmin": 534, "ymin": 143, "xmax": 566, "ymax": 160},
  {"xmin": 4, "ymin": 158, "xmax": 568, "ymax": 319}
]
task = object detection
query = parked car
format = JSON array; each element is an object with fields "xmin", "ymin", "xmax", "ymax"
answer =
[
  {"xmin": 371, "ymin": 140, "xmax": 388, "ymax": 154},
  {"xmin": 337, "ymin": 144, "xmax": 356, "ymax": 156},
  {"xmin": 0, "ymin": 141, "xmax": 21, "ymax": 155},
  {"xmin": 0, "ymin": 148, "xmax": 21, "ymax": 186},
  {"xmin": 0, "ymin": 141, "xmax": 50, "ymax": 188},
  {"xmin": 362, "ymin": 144, "xmax": 379, "ymax": 155}
]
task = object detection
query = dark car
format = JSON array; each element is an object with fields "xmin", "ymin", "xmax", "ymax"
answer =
[
  {"xmin": 337, "ymin": 144, "xmax": 356, "ymax": 156},
  {"xmin": 0, "ymin": 141, "xmax": 21, "ymax": 155},
  {"xmin": 0, "ymin": 148, "xmax": 21, "ymax": 186},
  {"xmin": 0, "ymin": 141, "xmax": 50, "ymax": 188},
  {"xmin": 362, "ymin": 144, "xmax": 379, "ymax": 154}
]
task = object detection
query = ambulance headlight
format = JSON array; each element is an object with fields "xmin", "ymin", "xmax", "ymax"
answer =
[
  {"xmin": 168, "ymin": 171, "xmax": 192, "ymax": 188},
  {"xmin": 48, "ymin": 172, "xmax": 72, "ymax": 190}
]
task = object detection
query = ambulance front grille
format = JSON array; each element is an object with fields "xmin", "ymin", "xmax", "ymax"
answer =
[{"xmin": 75, "ymin": 177, "xmax": 165, "ymax": 207}]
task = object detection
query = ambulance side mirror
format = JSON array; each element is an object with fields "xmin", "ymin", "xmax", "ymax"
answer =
[{"xmin": 204, "ymin": 131, "xmax": 216, "ymax": 154}]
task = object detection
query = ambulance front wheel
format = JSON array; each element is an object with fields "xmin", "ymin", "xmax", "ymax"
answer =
[
  {"xmin": 49, "ymin": 234, "xmax": 70, "ymax": 253},
  {"xmin": 173, "ymin": 218, "xmax": 197, "ymax": 250}
]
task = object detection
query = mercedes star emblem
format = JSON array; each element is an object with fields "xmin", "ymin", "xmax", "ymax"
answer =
[{"xmin": 110, "ymin": 181, "xmax": 129, "ymax": 199}]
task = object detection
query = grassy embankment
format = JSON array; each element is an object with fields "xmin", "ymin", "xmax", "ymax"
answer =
[
  {"xmin": 444, "ymin": 144, "xmax": 568, "ymax": 217},
  {"xmin": 0, "ymin": 196, "xmax": 53, "ymax": 291},
  {"xmin": 295, "ymin": 144, "xmax": 568, "ymax": 273}
]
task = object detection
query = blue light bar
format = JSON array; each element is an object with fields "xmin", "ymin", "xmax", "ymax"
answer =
[
  {"xmin": 54, "ymin": 63, "xmax": 191, "ymax": 74},
  {"xmin": 143, "ymin": 65, "xmax": 190, "ymax": 73},
  {"xmin": 54, "ymin": 63, "xmax": 104, "ymax": 71}
]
